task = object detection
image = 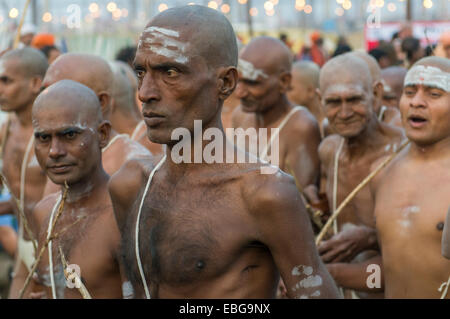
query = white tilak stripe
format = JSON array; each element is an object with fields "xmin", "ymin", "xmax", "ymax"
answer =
[{"xmin": 143, "ymin": 26, "xmax": 180, "ymax": 38}]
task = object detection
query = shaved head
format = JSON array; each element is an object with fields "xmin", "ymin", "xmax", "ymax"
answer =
[
  {"xmin": 292, "ymin": 61, "xmax": 320, "ymax": 89},
  {"xmin": 143, "ymin": 5, "xmax": 238, "ymax": 68},
  {"xmin": 44, "ymin": 53, "xmax": 113, "ymax": 96},
  {"xmin": 320, "ymin": 54, "xmax": 372, "ymax": 92},
  {"xmin": 240, "ymin": 36, "xmax": 293, "ymax": 76},
  {"xmin": 350, "ymin": 51, "xmax": 381, "ymax": 83},
  {"xmin": 413, "ymin": 56, "xmax": 450, "ymax": 72},
  {"xmin": 34, "ymin": 79, "xmax": 102, "ymax": 126},
  {"xmin": 110, "ymin": 61, "xmax": 137, "ymax": 112},
  {"xmin": 1, "ymin": 47, "xmax": 48, "ymax": 78}
]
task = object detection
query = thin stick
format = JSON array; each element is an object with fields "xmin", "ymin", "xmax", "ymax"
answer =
[
  {"xmin": 18, "ymin": 183, "xmax": 69, "ymax": 299},
  {"xmin": 0, "ymin": 172, "xmax": 37, "ymax": 252},
  {"xmin": 12, "ymin": 0, "xmax": 32, "ymax": 49},
  {"xmin": 316, "ymin": 140, "xmax": 410, "ymax": 246},
  {"xmin": 59, "ymin": 246, "xmax": 92, "ymax": 299}
]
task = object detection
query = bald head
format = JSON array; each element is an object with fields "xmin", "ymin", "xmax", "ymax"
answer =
[
  {"xmin": 240, "ymin": 36, "xmax": 293, "ymax": 76},
  {"xmin": 320, "ymin": 54, "xmax": 372, "ymax": 92},
  {"xmin": 143, "ymin": 5, "xmax": 238, "ymax": 68},
  {"xmin": 34, "ymin": 79, "xmax": 102, "ymax": 125},
  {"xmin": 1, "ymin": 47, "xmax": 48, "ymax": 79},
  {"xmin": 413, "ymin": 56, "xmax": 450, "ymax": 72},
  {"xmin": 44, "ymin": 53, "xmax": 113, "ymax": 96},
  {"xmin": 292, "ymin": 61, "xmax": 320, "ymax": 89},
  {"xmin": 381, "ymin": 66, "xmax": 408, "ymax": 107},
  {"xmin": 110, "ymin": 61, "xmax": 138, "ymax": 113},
  {"xmin": 350, "ymin": 51, "xmax": 381, "ymax": 83}
]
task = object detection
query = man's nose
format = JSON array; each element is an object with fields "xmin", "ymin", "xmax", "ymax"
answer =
[
  {"xmin": 409, "ymin": 90, "xmax": 427, "ymax": 109},
  {"xmin": 235, "ymin": 82, "xmax": 248, "ymax": 99},
  {"xmin": 337, "ymin": 102, "xmax": 354, "ymax": 119},
  {"xmin": 48, "ymin": 138, "xmax": 66, "ymax": 159},
  {"xmin": 138, "ymin": 73, "xmax": 161, "ymax": 104}
]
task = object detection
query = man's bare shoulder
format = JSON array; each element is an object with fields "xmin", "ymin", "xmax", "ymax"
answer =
[
  {"xmin": 318, "ymin": 134, "xmax": 343, "ymax": 164},
  {"xmin": 380, "ymin": 121, "xmax": 405, "ymax": 143},
  {"xmin": 286, "ymin": 107, "xmax": 320, "ymax": 136},
  {"xmin": 119, "ymin": 136, "xmax": 153, "ymax": 160},
  {"xmin": 240, "ymin": 167, "xmax": 302, "ymax": 219},
  {"xmin": 108, "ymin": 156, "xmax": 157, "ymax": 201}
]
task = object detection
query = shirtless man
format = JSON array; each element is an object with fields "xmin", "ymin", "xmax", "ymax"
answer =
[
  {"xmin": 288, "ymin": 61, "xmax": 325, "ymax": 138},
  {"xmin": 372, "ymin": 57, "xmax": 450, "ymax": 298},
  {"xmin": 352, "ymin": 52, "xmax": 402, "ymax": 128},
  {"xmin": 314, "ymin": 54, "xmax": 404, "ymax": 297},
  {"xmin": 232, "ymin": 37, "xmax": 322, "ymax": 194},
  {"xmin": 109, "ymin": 61, "xmax": 163, "ymax": 155},
  {"xmin": 381, "ymin": 66, "xmax": 408, "ymax": 109},
  {"xmin": 109, "ymin": 5, "xmax": 339, "ymax": 299},
  {"xmin": 41, "ymin": 53, "xmax": 152, "ymax": 195},
  {"xmin": 30, "ymin": 80, "xmax": 123, "ymax": 299},
  {"xmin": 0, "ymin": 48, "xmax": 49, "ymax": 298}
]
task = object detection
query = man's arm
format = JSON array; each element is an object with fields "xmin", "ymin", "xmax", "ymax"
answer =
[
  {"xmin": 326, "ymin": 255, "xmax": 384, "ymax": 293},
  {"xmin": 246, "ymin": 172, "xmax": 340, "ymax": 299},
  {"xmin": 285, "ymin": 112, "xmax": 321, "ymax": 191},
  {"xmin": 0, "ymin": 198, "xmax": 14, "ymax": 216}
]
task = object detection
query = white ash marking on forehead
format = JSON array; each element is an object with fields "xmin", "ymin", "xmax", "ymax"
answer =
[
  {"xmin": 138, "ymin": 27, "xmax": 189, "ymax": 64},
  {"xmin": 404, "ymin": 65, "xmax": 450, "ymax": 92},
  {"xmin": 143, "ymin": 26, "xmax": 180, "ymax": 38},
  {"xmin": 238, "ymin": 59, "xmax": 269, "ymax": 81}
]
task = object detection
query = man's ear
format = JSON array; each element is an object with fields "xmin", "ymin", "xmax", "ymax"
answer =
[
  {"xmin": 98, "ymin": 120, "xmax": 112, "ymax": 149},
  {"xmin": 373, "ymin": 80, "xmax": 384, "ymax": 101},
  {"xmin": 218, "ymin": 66, "xmax": 238, "ymax": 101},
  {"xmin": 279, "ymin": 71, "xmax": 292, "ymax": 94},
  {"xmin": 97, "ymin": 92, "xmax": 112, "ymax": 118},
  {"xmin": 30, "ymin": 77, "xmax": 43, "ymax": 95},
  {"xmin": 316, "ymin": 88, "xmax": 322, "ymax": 103}
]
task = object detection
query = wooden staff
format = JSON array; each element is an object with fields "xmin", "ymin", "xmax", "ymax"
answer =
[
  {"xmin": 0, "ymin": 172, "xmax": 37, "ymax": 252},
  {"xmin": 18, "ymin": 183, "xmax": 69, "ymax": 299},
  {"xmin": 315, "ymin": 140, "xmax": 410, "ymax": 246},
  {"xmin": 59, "ymin": 246, "xmax": 92, "ymax": 299},
  {"xmin": 12, "ymin": 0, "xmax": 32, "ymax": 49}
]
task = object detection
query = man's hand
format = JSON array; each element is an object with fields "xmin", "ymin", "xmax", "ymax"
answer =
[{"xmin": 319, "ymin": 225, "xmax": 378, "ymax": 263}]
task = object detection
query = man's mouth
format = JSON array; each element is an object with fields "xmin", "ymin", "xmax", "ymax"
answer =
[
  {"xmin": 47, "ymin": 164, "xmax": 74, "ymax": 174},
  {"xmin": 408, "ymin": 115, "xmax": 428, "ymax": 128},
  {"xmin": 143, "ymin": 112, "xmax": 166, "ymax": 127}
]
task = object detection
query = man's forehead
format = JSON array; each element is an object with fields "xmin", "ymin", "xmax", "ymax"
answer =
[
  {"xmin": 323, "ymin": 82, "xmax": 367, "ymax": 97},
  {"xmin": 404, "ymin": 64, "xmax": 449, "ymax": 92}
]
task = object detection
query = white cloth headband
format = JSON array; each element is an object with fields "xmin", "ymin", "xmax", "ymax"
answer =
[{"xmin": 404, "ymin": 65, "xmax": 449, "ymax": 92}]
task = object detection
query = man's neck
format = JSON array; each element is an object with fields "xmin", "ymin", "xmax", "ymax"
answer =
[
  {"xmin": 256, "ymin": 96, "xmax": 292, "ymax": 128},
  {"xmin": 165, "ymin": 114, "xmax": 229, "ymax": 178},
  {"xmin": 63, "ymin": 168, "xmax": 109, "ymax": 204},
  {"xmin": 13, "ymin": 103, "xmax": 34, "ymax": 128},
  {"xmin": 409, "ymin": 137, "xmax": 450, "ymax": 161},
  {"xmin": 345, "ymin": 115, "xmax": 384, "ymax": 158}
]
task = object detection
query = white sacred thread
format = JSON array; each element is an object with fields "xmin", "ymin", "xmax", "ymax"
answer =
[
  {"xmin": 260, "ymin": 106, "xmax": 302, "ymax": 162},
  {"xmin": 102, "ymin": 134, "xmax": 129, "ymax": 153},
  {"xmin": 135, "ymin": 155, "xmax": 167, "ymax": 299},
  {"xmin": 404, "ymin": 65, "xmax": 449, "ymax": 92},
  {"xmin": 47, "ymin": 195, "xmax": 62, "ymax": 299}
]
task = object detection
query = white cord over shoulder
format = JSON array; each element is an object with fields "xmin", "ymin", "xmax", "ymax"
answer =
[
  {"xmin": 135, "ymin": 155, "xmax": 167, "ymax": 299},
  {"xmin": 47, "ymin": 195, "xmax": 62, "ymax": 299},
  {"xmin": 333, "ymin": 138, "xmax": 345, "ymax": 235},
  {"xmin": 131, "ymin": 121, "xmax": 146, "ymax": 141},
  {"xmin": 102, "ymin": 133, "xmax": 129, "ymax": 153},
  {"xmin": 260, "ymin": 106, "xmax": 302, "ymax": 161}
]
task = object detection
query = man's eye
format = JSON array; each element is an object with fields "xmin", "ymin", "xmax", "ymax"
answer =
[
  {"xmin": 65, "ymin": 131, "xmax": 77, "ymax": 139},
  {"xmin": 429, "ymin": 90, "xmax": 443, "ymax": 98},
  {"xmin": 166, "ymin": 68, "xmax": 179, "ymax": 78},
  {"xmin": 135, "ymin": 70, "xmax": 145, "ymax": 79},
  {"xmin": 38, "ymin": 135, "xmax": 50, "ymax": 143}
]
